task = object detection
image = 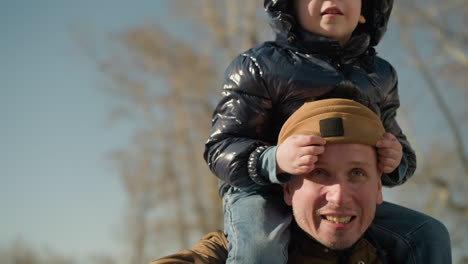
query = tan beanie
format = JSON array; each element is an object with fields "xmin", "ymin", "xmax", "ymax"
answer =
[{"xmin": 278, "ymin": 99, "xmax": 385, "ymax": 145}]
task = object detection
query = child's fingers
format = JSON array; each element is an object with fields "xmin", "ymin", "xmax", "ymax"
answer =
[
  {"xmin": 288, "ymin": 163, "xmax": 315, "ymax": 175},
  {"xmin": 296, "ymin": 165, "xmax": 315, "ymax": 175},
  {"xmin": 376, "ymin": 139, "xmax": 391, "ymax": 148},
  {"xmin": 308, "ymin": 135, "xmax": 327, "ymax": 146},
  {"xmin": 300, "ymin": 145, "xmax": 325, "ymax": 156},
  {"xmin": 379, "ymin": 164, "xmax": 394, "ymax": 173},
  {"xmin": 298, "ymin": 154, "xmax": 318, "ymax": 166},
  {"xmin": 378, "ymin": 157, "xmax": 398, "ymax": 172},
  {"xmin": 383, "ymin": 132, "xmax": 397, "ymax": 140},
  {"xmin": 377, "ymin": 139, "xmax": 402, "ymax": 151},
  {"xmin": 378, "ymin": 148, "xmax": 399, "ymax": 159},
  {"xmin": 377, "ymin": 133, "xmax": 399, "ymax": 147},
  {"xmin": 293, "ymin": 134, "xmax": 326, "ymax": 146}
]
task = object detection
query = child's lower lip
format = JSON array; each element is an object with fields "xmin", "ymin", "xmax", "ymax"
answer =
[
  {"xmin": 322, "ymin": 13, "xmax": 343, "ymax": 17},
  {"xmin": 321, "ymin": 8, "xmax": 343, "ymax": 16}
]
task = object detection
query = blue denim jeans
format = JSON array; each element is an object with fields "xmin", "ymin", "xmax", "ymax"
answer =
[
  {"xmin": 370, "ymin": 201, "xmax": 452, "ymax": 263},
  {"xmin": 223, "ymin": 185, "xmax": 292, "ymax": 264},
  {"xmin": 223, "ymin": 185, "xmax": 451, "ymax": 264}
]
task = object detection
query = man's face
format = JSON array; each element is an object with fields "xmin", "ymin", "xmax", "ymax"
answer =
[
  {"xmin": 283, "ymin": 143, "xmax": 383, "ymax": 250},
  {"xmin": 294, "ymin": 0, "xmax": 362, "ymax": 45}
]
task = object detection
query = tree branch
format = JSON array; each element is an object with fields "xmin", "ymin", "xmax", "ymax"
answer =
[{"xmin": 396, "ymin": 14, "xmax": 468, "ymax": 176}]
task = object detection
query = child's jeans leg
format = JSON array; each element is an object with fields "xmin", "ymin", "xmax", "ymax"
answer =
[
  {"xmin": 223, "ymin": 185, "xmax": 292, "ymax": 264},
  {"xmin": 372, "ymin": 201, "xmax": 452, "ymax": 263}
]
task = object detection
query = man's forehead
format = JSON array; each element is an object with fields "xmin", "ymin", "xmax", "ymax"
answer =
[
  {"xmin": 316, "ymin": 144, "xmax": 377, "ymax": 164},
  {"xmin": 315, "ymin": 159, "xmax": 374, "ymax": 168}
]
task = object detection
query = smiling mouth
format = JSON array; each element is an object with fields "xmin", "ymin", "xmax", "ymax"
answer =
[
  {"xmin": 321, "ymin": 8, "xmax": 343, "ymax": 16},
  {"xmin": 323, "ymin": 215, "xmax": 355, "ymax": 224}
]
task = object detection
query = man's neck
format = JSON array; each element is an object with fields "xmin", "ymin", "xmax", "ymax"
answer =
[{"xmin": 288, "ymin": 221, "xmax": 369, "ymax": 263}]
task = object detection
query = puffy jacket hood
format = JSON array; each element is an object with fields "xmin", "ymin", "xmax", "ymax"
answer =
[{"xmin": 264, "ymin": 0, "xmax": 393, "ymax": 47}]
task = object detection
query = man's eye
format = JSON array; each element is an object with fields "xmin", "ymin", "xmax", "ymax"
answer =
[
  {"xmin": 307, "ymin": 169, "xmax": 331, "ymax": 183},
  {"xmin": 306, "ymin": 169, "xmax": 325, "ymax": 179},
  {"xmin": 350, "ymin": 169, "xmax": 365, "ymax": 178}
]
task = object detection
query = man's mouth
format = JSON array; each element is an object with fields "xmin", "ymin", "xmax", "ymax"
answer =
[
  {"xmin": 322, "ymin": 215, "xmax": 354, "ymax": 224},
  {"xmin": 321, "ymin": 7, "xmax": 343, "ymax": 16}
]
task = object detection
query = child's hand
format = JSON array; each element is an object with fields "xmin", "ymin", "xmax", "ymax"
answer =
[
  {"xmin": 376, "ymin": 132, "xmax": 403, "ymax": 173},
  {"xmin": 276, "ymin": 135, "xmax": 326, "ymax": 175}
]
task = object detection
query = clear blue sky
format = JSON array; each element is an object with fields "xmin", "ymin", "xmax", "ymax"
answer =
[{"xmin": 1, "ymin": 0, "xmax": 171, "ymax": 261}]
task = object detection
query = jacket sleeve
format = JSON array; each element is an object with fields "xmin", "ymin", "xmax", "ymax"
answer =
[
  {"xmin": 380, "ymin": 66, "xmax": 417, "ymax": 186},
  {"xmin": 204, "ymin": 53, "xmax": 274, "ymax": 187},
  {"xmin": 150, "ymin": 231, "xmax": 228, "ymax": 264}
]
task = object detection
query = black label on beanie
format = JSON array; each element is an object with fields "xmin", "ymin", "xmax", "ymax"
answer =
[{"xmin": 319, "ymin": 117, "xmax": 344, "ymax": 137}]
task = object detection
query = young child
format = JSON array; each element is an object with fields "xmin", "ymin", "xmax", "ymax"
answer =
[{"xmin": 204, "ymin": 0, "xmax": 450, "ymax": 263}]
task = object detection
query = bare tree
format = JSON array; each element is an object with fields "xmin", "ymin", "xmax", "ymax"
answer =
[
  {"xmin": 81, "ymin": 1, "xmax": 267, "ymax": 262},
  {"xmin": 389, "ymin": 1, "xmax": 468, "ymax": 262},
  {"xmin": 82, "ymin": 0, "xmax": 467, "ymax": 263},
  {"xmin": 0, "ymin": 239, "xmax": 75, "ymax": 264},
  {"xmin": 394, "ymin": 0, "xmax": 468, "ymax": 173}
]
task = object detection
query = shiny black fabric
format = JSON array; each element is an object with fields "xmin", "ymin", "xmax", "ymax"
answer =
[{"xmin": 204, "ymin": 0, "xmax": 416, "ymax": 196}]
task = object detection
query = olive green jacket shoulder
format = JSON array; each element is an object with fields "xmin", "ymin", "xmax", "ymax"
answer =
[
  {"xmin": 150, "ymin": 229, "xmax": 386, "ymax": 264},
  {"xmin": 150, "ymin": 231, "xmax": 227, "ymax": 264}
]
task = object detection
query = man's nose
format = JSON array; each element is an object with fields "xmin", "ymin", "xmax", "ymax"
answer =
[{"xmin": 325, "ymin": 182, "xmax": 352, "ymax": 206}]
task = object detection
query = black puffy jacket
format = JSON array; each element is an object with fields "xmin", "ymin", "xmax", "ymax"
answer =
[{"xmin": 204, "ymin": 0, "xmax": 416, "ymax": 196}]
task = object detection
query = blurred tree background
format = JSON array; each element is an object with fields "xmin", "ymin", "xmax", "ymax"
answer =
[
  {"xmin": 2, "ymin": 0, "xmax": 465, "ymax": 263},
  {"xmin": 92, "ymin": 0, "xmax": 467, "ymax": 263}
]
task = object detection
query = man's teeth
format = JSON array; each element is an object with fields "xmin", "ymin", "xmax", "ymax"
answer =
[{"xmin": 325, "ymin": 216, "xmax": 352, "ymax": 224}]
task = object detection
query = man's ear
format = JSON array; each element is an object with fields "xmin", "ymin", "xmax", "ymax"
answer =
[
  {"xmin": 376, "ymin": 180, "xmax": 383, "ymax": 205},
  {"xmin": 282, "ymin": 183, "xmax": 293, "ymax": 206}
]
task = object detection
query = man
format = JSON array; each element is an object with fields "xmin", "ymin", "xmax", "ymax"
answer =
[{"xmin": 151, "ymin": 99, "xmax": 451, "ymax": 263}]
